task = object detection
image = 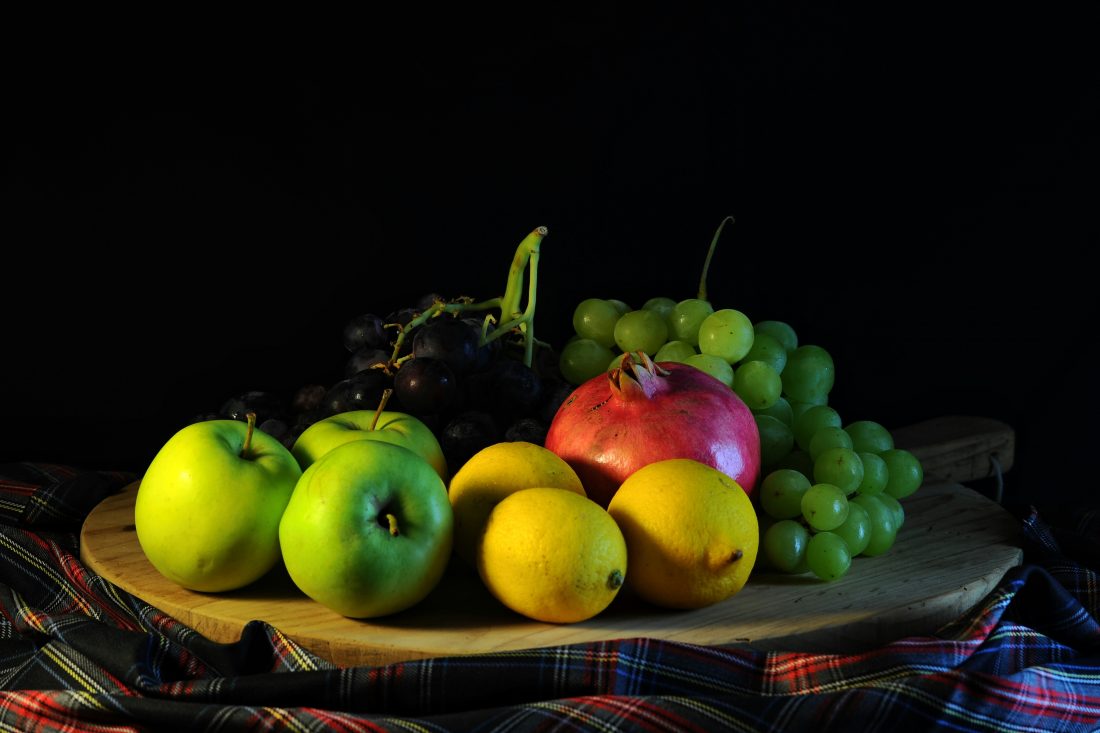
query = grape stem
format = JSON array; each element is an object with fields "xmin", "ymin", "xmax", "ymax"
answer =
[
  {"xmin": 698, "ymin": 215, "xmax": 734, "ymax": 301},
  {"xmin": 384, "ymin": 226, "xmax": 548, "ymax": 369}
]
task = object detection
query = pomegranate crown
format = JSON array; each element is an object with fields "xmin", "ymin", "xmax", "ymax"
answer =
[{"xmin": 609, "ymin": 351, "xmax": 671, "ymax": 399}]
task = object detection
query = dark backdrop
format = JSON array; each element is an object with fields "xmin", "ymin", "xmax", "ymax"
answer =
[{"xmin": 4, "ymin": 7, "xmax": 1097, "ymax": 509}]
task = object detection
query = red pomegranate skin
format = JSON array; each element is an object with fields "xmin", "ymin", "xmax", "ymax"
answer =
[{"xmin": 544, "ymin": 354, "xmax": 761, "ymax": 508}]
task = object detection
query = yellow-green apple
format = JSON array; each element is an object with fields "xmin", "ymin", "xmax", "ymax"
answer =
[
  {"xmin": 291, "ymin": 408, "xmax": 448, "ymax": 481},
  {"xmin": 134, "ymin": 414, "xmax": 301, "ymax": 592},
  {"xmin": 278, "ymin": 439, "xmax": 453, "ymax": 618}
]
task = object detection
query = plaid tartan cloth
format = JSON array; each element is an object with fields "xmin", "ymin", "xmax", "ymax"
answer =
[{"xmin": 0, "ymin": 464, "xmax": 1097, "ymax": 732}]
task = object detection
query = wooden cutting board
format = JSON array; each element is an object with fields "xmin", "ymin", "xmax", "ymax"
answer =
[{"xmin": 79, "ymin": 417, "xmax": 1022, "ymax": 667}]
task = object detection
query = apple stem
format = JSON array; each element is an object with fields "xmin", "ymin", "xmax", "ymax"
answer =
[
  {"xmin": 730, "ymin": 549, "xmax": 744, "ymax": 563},
  {"xmin": 386, "ymin": 513, "xmax": 400, "ymax": 536},
  {"xmin": 698, "ymin": 215, "xmax": 734, "ymax": 302},
  {"xmin": 240, "ymin": 412, "xmax": 257, "ymax": 459},
  {"xmin": 370, "ymin": 388, "xmax": 393, "ymax": 431}
]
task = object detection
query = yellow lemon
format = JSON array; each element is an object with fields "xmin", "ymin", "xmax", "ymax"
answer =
[
  {"xmin": 608, "ymin": 458, "xmax": 758, "ymax": 609},
  {"xmin": 448, "ymin": 441, "xmax": 585, "ymax": 567},
  {"xmin": 477, "ymin": 487, "xmax": 627, "ymax": 623}
]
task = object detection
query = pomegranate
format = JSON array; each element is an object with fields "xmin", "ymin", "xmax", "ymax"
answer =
[{"xmin": 544, "ymin": 352, "xmax": 760, "ymax": 507}]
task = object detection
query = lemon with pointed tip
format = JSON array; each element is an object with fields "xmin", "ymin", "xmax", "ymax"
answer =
[
  {"xmin": 608, "ymin": 458, "xmax": 759, "ymax": 609},
  {"xmin": 447, "ymin": 441, "xmax": 585, "ymax": 567},
  {"xmin": 477, "ymin": 487, "xmax": 627, "ymax": 624}
]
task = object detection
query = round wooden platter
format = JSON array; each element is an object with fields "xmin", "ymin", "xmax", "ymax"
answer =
[{"xmin": 79, "ymin": 479, "xmax": 1023, "ymax": 667}]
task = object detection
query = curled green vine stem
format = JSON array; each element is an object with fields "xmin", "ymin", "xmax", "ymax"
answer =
[
  {"xmin": 698, "ymin": 215, "xmax": 734, "ymax": 302},
  {"xmin": 384, "ymin": 226, "xmax": 548, "ymax": 370}
]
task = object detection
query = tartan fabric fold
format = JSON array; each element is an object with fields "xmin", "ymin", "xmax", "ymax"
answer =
[{"xmin": 0, "ymin": 463, "xmax": 1097, "ymax": 732}]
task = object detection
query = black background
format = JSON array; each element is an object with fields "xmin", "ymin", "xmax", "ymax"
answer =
[{"xmin": 4, "ymin": 7, "xmax": 1097, "ymax": 509}]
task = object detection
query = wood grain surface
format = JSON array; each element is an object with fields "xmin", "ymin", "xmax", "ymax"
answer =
[
  {"xmin": 892, "ymin": 415, "xmax": 1015, "ymax": 484},
  {"xmin": 79, "ymin": 479, "xmax": 1023, "ymax": 667}
]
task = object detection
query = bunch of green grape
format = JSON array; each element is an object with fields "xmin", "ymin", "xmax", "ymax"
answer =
[
  {"xmin": 558, "ymin": 291, "xmax": 840, "ymax": 424},
  {"xmin": 558, "ymin": 294, "xmax": 924, "ymax": 583},
  {"xmin": 757, "ymin": 413, "xmax": 923, "ymax": 582},
  {"xmin": 559, "ymin": 217, "xmax": 927, "ymax": 582}
]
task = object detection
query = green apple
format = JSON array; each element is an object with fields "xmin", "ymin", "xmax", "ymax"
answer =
[
  {"xmin": 279, "ymin": 439, "xmax": 453, "ymax": 618},
  {"xmin": 291, "ymin": 408, "xmax": 448, "ymax": 481},
  {"xmin": 135, "ymin": 415, "xmax": 302, "ymax": 592}
]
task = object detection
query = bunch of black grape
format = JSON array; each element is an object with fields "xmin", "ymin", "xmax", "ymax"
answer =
[{"xmin": 199, "ymin": 294, "xmax": 573, "ymax": 473}]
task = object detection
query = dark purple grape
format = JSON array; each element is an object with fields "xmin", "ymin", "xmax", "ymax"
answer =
[
  {"xmin": 412, "ymin": 318, "xmax": 481, "ymax": 375},
  {"xmin": 346, "ymin": 347, "xmax": 390, "ymax": 377},
  {"xmin": 294, "ymin": 408, "xmax": 324, "ymax": 431},
  {"xmin": 385, "ymin": 307, "xmax": 419, "ymax": 329},
  {"xmin": 291, "ymin": 384, "xmax": 327, "ymax": 415},
  {"xmin": 441, "ymin": 411, "xmax": 500, "ymax": 471},
  {"xmin": 282, "ymin": 422, "xmax": 309, "ymax": 451},
  {"xmin": 466, "ymin": 358, "xmax": 542, "ymax": 420},
  {"xmin": 504, "ymin": 417, "xmax": 548, "ymax": 445},
  {"xmin": 320, "ymin": 370, "xmax": 390, "ymax": 416},
  {"xmin": 219, "ymin": 390, "xmax": 287, "ymax": 424},
  {"xmin": 463, "ymin": 317, "xmax": 500, "ymax": 372},
  {"xmin": 385, "ymin": 308, "xmax": 421, "ymax": 358},
  {"xmin": 536, "ymin": 377, "xmax": 574, "ymax": 424},
  {"xmin": 259, "ymin": 418, "xmax": 289, "ymax": 442},
  {"xmin": 393, "ymin": 357, "xmax": 458, "ymax": 415},
  {"xmin": 343, "ymin": 313, "xmax": 388, "ymax": 353},
  {"xmin": 532, "ymin": 344, "xmax": 564, "ymax": 381},
  {"xmin": 414, "ymin": 412, "xmax": 442, "ymax": 434},
  {"xmin": 416, "ymin": 292, "xmax": 445, "ymax": 311}
]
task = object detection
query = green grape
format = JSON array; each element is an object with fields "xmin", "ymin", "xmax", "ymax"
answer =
[
  {"xmin": 789, "ymin": 401, "xmax": 817, "ymax": 426},
  {"xmin": 851, "ymin": 494, "xmax": 897, "ymax": 557},
  {"xmin": 763, "ymin": 519, "xmax": 811, "ymax": 574},
  {"xmin": 808, "ymin": 425, "xmax": 853, "ymax": 461},
  {"xmin": 654, "ymin": 340, "xmax": 696, "ymax": 363},
  {"xmin": 608, "ymin": 352, "xmax": 633, "ymax": 371},
  {"xmin": 756, "ymin": 415, "xmax": 795, "ymax": 470},
  {"xmin": 758, "ymin": 510, "xmax": 776, "ymax": 535},
  {"xmin": 667, "ymin": 298, "xmax": 714, "ymax": 346},
  {"xmin": 773, "ymin": 449, "xmax": 815, "ymax": 478},
  {"xmin": 733, "ymin": 361, "xmax": 782, "ymax": 410},
  {"xmin": 756, "ymin": 516, "xmax": 775, "ymax": 572},
  {"xmin": 684, "ymin": 353, "xmax": 734, "ymax": 387},
  {"xmin": 698, "ymin": 308, "xmax": 755, "ymax": 364},
  {"xmin": 759, "ymin": 467, "xmax": 811, "ymax": 519},
  {"xmin": 844, "ymin": 420, "xmax": 895, "ymax": 454},
  {"xmin": 740, "ymin": 332, "xmax": 788, "ymax": 374},
  {"xmin": 754, "ymin": 395, "xmax": 793, "ymax": 427},
  {"xmin": 754, "ymin": 320, "xmax": 798, "ymax": 352},
  {"xmin": 782, "ymin": 344, "xmax": 835, "ymax": 404},
  {"xmin": 855, "ymin": 451, "xmax": 888, "ymax": 495},
  {"xmin": 881, "ymin": 449, "xmax": 924, "ymax": 499},
  {"xmin": 642, "ymin": 296, "xmax": 677, "ymax": 320},
  {"xmin": 559, "ymin": 338, "xmax": 616, "ymax": 385},
  {"xmin": 832, "ymin": 501, "xmax": 871, "ymax": 556},
  {"xmin": 801, "ymin": 483, "xmax": 849, "ymax": 531},
  {"xmin": 877, "ymin": 492, "xmax": 905, "ymax": 529},
  {"xmin": 607, "ymin": 299, "xmax": 632, "ymax": 315},
  {"xmin": 806, "ymin": 531, "xmax": 851, "ymax": 581},
  {"xmin": 614, "ymin": 309, "xmax": 668, "ymax": 355},
  {"xmin": 813, "ymin": 447, "xmax": 864, "ymax": 495},
  {"xmin": 793, "ymin": 404, "xmax": 842, "ymax": 451},
  {"xmin": 572, "ymin": 298, "xmax": 621, "ymax": 348}
]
